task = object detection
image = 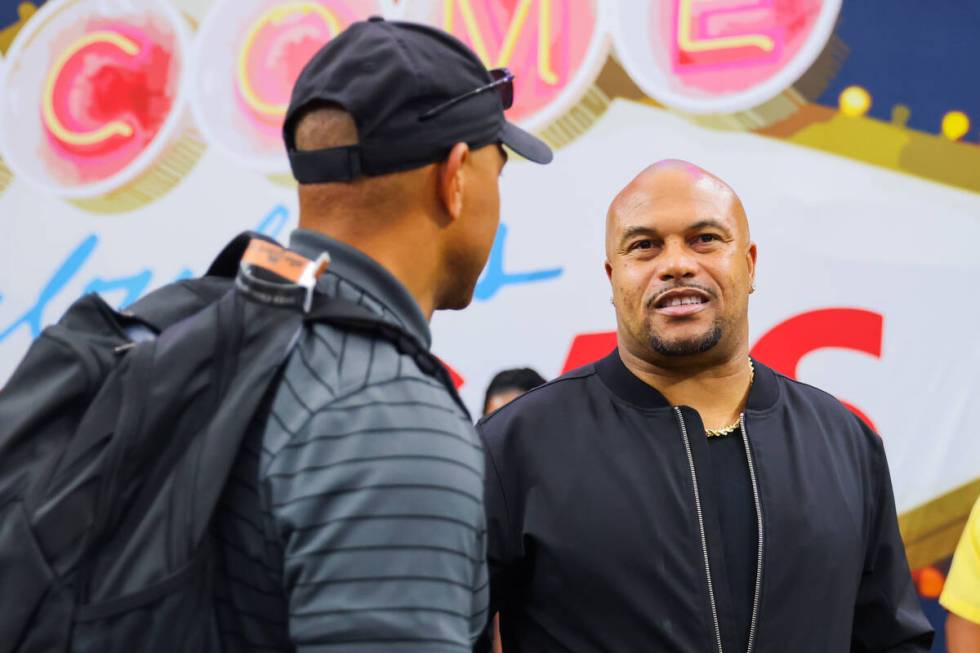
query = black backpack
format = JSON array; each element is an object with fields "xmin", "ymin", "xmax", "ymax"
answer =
[{"xmin": 0, "ymin": 232, "xmax": 464, "ymax": 653}]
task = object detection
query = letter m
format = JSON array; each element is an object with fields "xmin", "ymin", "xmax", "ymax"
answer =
[{"xmin": 443, "ymin": 0, "xmax": 560, "ymax": 85}]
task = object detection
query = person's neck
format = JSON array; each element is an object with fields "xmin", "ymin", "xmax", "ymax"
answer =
[
  {"xmin": 301, "ymin": 212, "xmax": 441, "ymax": 321},
  {"xmin": 620, "ymin": 342, "xmax": 753, "ymax": 431}
]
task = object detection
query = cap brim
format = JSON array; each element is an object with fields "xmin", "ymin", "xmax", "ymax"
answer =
[{"xmin": 500, "ymin": 121, "xmax": 553, "ymax": 164}]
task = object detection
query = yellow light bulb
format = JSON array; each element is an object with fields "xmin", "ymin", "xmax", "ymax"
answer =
[
  {"xmin": 941, "ymin": 111, "xmax": 970, "ymax": 141},
  {"xmin": 838, "ymin": 86, "xmax": 871, "ymax": 117}
]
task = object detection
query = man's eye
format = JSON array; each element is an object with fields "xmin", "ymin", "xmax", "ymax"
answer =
[
  {"xmin": 695, "ymin": 234, "xmax": 718, "ymax": 244},
  {"xmin": 630, "ymin": 240, "xmax": 652, "ymax": 251}
]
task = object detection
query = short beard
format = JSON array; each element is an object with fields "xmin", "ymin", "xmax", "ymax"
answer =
[{"xmin": 649, "ymin": 320, "xmax": 723, "ymax": 356}]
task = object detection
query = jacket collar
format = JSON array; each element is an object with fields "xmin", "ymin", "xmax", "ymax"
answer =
[
  {"xmin": 595, "ymin": 348, "xmax": 780, "ymax": 412},
  {"xmin": 289, "ymin": 228, "xmax": 432, "ymax": 349}
]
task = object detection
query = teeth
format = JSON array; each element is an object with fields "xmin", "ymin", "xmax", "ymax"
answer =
[{"xmin": 663, "ymin": 295, "xmax": 704, "ymax": 307}]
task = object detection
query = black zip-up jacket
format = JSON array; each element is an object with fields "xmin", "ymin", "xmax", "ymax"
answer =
[{"xmin": 476, "ymin": 351, "xmax": 933, "ymax": 652}]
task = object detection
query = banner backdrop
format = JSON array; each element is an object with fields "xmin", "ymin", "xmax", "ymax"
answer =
[{"xmin": 1, "ymin": 1, "xmax": 978, "ymax": 648}]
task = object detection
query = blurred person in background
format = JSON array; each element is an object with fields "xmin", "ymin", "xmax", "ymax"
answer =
[
  {"xmin": 942, "ymin": 494, "xmax": 980, "ymax": 652},
  {"xmin": 483, "ymin": 367, "xmax": 547, "ymax": 415},
  {"xmin": 475, "ymin": 160, "xmax": 932, "ymax": 652}
]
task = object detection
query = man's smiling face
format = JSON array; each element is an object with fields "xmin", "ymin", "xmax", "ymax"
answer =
[{"xmin": 605, "ymin": 161, "xmax": 756, "ymax": 361}]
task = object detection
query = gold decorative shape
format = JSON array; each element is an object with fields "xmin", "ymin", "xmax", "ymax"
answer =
[
  {"xmin": 900, "ymin": 477, "xmax": 980, "ymax": 570},
  {"xmin": 536, "ymin": 84, "xmax": 609, "ymax": 152},
  {"xmin": 794, "ymin": 32, "xmax": 850, "ymax": 102},
  {"xmin": 532, "ymin": 55, "xmax": 648, "ymax": 154},
  {"xmin": 163, "ymin": 0, "xmax": 207, "ymax": 26},
  {"xmin": 266, "ymin": 172, "xmax": 298, "ymax": 188},
  {"xmin": 686, "ymin": 87, "xmax": 809, "ymax": 131},
  {"xmin": 897, "ymin": 130, "xmax": 980, "ymax": 192},
  {"xmin": 941, "ymin": 111, "xmax": 970, "ymax": 141},
  {"xmin": 69, "ymin": 128, "xmax": 206, "ymax": 214},
  {"xmin": 890, "ymin": 104, "xmax": 911, "ymax": 128},
  {"xmin": 839, "ymin": 85, "xmax": 871, "ymax": 117},
  {"xmin": 0, "ymin": 157, "xmax": 11, "ymax": 195},
  {"xmin": 0, "ymin": 2, "xmax": 37, "ymax": 54},
  {"xmin": 757, "ymin": 104, "xmax": 980, "ymax": 195},
  {"xmin": 597, "ymin": 54, "xmax": 649, "ymax": 103}
]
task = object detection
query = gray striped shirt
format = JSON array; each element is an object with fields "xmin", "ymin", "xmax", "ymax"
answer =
[{"xmin": 213, "ymin": 229, "xmax": 488, "ymax": 652}]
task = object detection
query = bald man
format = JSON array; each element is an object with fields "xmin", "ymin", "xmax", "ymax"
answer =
[{"xmin": 475, "ymin": 161, "xmax": 932, "ymax": 652}]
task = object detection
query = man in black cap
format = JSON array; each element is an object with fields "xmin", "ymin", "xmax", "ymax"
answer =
[{"xmin": 211, "ymin": 17, "xmax": 551, "ymax": 652}]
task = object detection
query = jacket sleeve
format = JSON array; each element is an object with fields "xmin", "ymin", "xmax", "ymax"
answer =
[
  {"xmin": 473, "ymin": 421, "xmax": 523, "ymax": 653},
  {"xmin": 264, "ymin": 379, "xmax": 488, "ymax": 653},
  {"xmin": 851, "ymin": 428, "xmax": 934, "ymax": 652}
]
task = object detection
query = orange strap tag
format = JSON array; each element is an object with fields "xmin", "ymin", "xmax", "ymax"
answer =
[{"xmin": 241, "ymin": 240, "xmax": 330, "ymax": 286}]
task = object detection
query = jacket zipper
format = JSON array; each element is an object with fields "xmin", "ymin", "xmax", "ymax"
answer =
[
  {"xmin": 674, "ymin": 407, "xmax": 725, "ymax": 653},
  {"xmin": 740, "ymin": 414, "xmax": 764, "ymax": 653},
  {"xmin": 674, "ymin": 409, "xmax": 766, "ymax": 653}
]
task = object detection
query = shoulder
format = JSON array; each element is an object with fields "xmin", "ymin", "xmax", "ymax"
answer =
[
  {"xmin": 259, "ymin": 321, "xmax": 473, "ymax": 461},
  {"xmin": 774, "ymin": 369, "xmax": 849, "ymax": 410},
  {"xmin": 768, "ymin": 367, "xmax": 882, "ymax": 452},
  {"xmin": 291, "ymin": 318, "xmax": 445, "ymax": 404}
]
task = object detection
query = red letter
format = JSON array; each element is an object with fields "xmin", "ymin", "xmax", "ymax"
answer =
[
  {"xmin": 750, "ymin": 308, "xmax": 882, "ymax": 431},
  {"xmin": 561, "ymin": 331, "xmax": 617, "ymax": 374}
]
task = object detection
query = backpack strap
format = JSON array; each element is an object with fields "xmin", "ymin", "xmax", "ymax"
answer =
[
  {"xmin": 125, "ymin": 278, "xmax": 232, "ymax": 334},
  {"xmin": 137, "ymin": 232, "xmax": 468, "ymax": 420},
  {"xmin": 124, "ymin": 231, "xmax": 281, "ymax": 333},
  {"xmin": 305, "ymin": 296, "xmax": 471, "ymax": 420}
]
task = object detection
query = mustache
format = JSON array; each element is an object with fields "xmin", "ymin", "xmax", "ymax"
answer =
[{"xmin": 645, "ymin": 282, "xmax": 716, "ymax": 310}]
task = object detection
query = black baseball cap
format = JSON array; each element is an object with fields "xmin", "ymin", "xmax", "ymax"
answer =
[{"xmin": 284, "ymin": 16, "xmax": 553, "ymax": 184}]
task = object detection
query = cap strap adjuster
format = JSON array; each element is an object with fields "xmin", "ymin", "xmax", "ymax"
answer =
[{"xmin": 288, "ymin": 145, "xmax": 363, "ymax": 184}]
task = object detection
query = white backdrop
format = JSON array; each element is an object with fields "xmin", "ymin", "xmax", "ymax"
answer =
[
  {"xmin": 1, "ymin": 0, "xmax": 978, "ymax": 533},
  {"xmin": 3, "ymin": 98, "xmax": 979, "ymax": 514}
]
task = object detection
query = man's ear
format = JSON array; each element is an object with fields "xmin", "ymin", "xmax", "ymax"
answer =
[
  {"xmin": 438, "ymin": 142, "xmax": 470, "ymax": 222},
  {"xmin": 605, "ymin": 261, "xmax": 618, "ymax": 309}
]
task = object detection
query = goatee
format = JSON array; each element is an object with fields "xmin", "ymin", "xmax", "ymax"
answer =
[{"xmin": 649, "ymin": 321, "xmax": 723, "ymax": 356}]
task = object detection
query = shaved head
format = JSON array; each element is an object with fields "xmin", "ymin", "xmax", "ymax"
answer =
[
  {"xmin": 604, "ymin": 159, "xmax": 756, "ymax": 365},
  {"xmin": 606, "ymin": 159, "xmax": 749, "ymax": 259}
]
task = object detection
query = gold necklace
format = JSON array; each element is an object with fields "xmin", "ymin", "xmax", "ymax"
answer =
[{"xmin": 704, "ymin": 358, "xmax": 754, "ymax": 438}]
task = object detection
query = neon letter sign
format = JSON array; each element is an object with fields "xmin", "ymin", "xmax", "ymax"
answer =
[
  {"xmin": 32, "ymin": 19, "xmax": 179, "ymax": 185},
  {"xmin": 673, "ymin": 0, "xmax": 780, "ymax": 70},
  {"xmin": 237, "ymin": 3, "xmax": 342, "ymax": 121},
  {"xmin": 419, "ymin": 0, "xmax": 605, "ymax": 127},
  {"xmin": 445, "ymin": 0, "xmax": 558, "ymax": 84},
  {"xmin": 613, "ymin": 0, "xmax": 838, "ymax": 113},
  {"xmin": 42, "ymin": 31, "xmax": 140, "ymax": 147}
]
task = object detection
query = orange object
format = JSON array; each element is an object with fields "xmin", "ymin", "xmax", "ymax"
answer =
[
  {"xmin": 242, "ymin": 239, "xmax": 329, "ymax": 284},
  {"xmin": 916, "ymin": 566, "xmax": 945, "ymax": 598}
]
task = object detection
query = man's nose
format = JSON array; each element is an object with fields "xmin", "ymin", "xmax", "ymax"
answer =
[{"xmin": 658, "ymin": 240, "xmax": 697, "ymax": 282}]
